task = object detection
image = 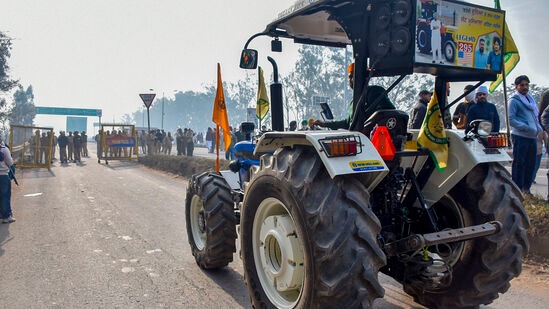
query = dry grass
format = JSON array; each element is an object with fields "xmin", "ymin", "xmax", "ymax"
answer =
[
  {"xmin": 523, "ymin": 195, "xmax": 549, "ymax": 237},
  {"xmin": 138, "ymin": 154, "xmax": 230, "ymax": 178}
]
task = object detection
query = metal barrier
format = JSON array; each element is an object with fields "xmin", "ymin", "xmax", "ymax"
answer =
[
  {"xmin": 9, "ymin": 125, "xmax": 53, "ymax": 169},
  {"xmin": 97, "ymin": 124, "xmax": 138, "ymax": 164}
]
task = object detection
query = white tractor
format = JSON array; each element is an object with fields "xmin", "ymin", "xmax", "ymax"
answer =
[{"xmin": 186, "ymin": 1, "xmax": 529, "ymax": 308}]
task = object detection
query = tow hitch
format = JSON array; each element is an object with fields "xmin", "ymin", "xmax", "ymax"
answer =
[{"xmin": 384, "ymin": 221, "xmax": 502, "ymax": 257}]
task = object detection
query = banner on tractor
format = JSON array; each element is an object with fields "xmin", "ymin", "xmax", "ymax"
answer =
[{"xmin": 414, "ymin": 0, "xmax": 505, "ymax": 72}]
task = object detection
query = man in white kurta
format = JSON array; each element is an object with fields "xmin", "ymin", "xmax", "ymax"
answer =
[{"xmin": 430, "ymin": 13, "xmax": 443, "ymax": 64}]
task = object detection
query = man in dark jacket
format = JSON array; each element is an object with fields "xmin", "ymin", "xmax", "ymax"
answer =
[
  {"xmin": 57, "ymin": 131, "xmax": 68, "ymax": 163},
  {"xmin": 409, "ymin": 90, "xmax": 432, "ymax": 129},
  {"xmin": 466, "ymin": 85, "xmax": 500, "ymax": 133}
]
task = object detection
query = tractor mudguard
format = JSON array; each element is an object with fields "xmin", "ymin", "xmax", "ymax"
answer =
[
  {"xmin": 406, "ymin": 129, "xmax": 512, "ymax": 205},
  {"xmin": 254, "ymin": 130, "xmax": 389, "ymax": 191}
]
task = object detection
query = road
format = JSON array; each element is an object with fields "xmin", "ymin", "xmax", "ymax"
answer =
[{"xmin": 0, "ymin": 146, "xmax": 548, "ymax": 308}]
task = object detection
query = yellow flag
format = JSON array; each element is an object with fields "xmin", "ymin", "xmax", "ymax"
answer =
[
  {"xmin": 489, "ymin": 1, "xmax": 520, "ymax": 93},
  {"xmin": 256, "ymin": 66, "xmax": 270, "ymax": 120},
  {"xmin": 212, "ymin": 63, "xmax": 232, "ymax": 152},
  {"xmin": 417, "ymin": 91, "xmax": 448, "ymax": 171}
]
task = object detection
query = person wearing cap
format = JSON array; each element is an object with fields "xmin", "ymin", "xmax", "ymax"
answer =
[
  {"xmin": 509, "ymin": 75, "xmax": 542, "ymax": 194},
  {"xmin": 452, "ymin": 85, "xmax": 475, "ymax": 129},
  {"xmin": 299, "ymin": 119, "xmax": 309, "ymax": 131},
  {"xmin": 409, "ymin": 89, "xmax": 433, "ymax": 129},
  {"xmin": 0, "ymin": 135, "xmax": 15, "ymax": 223},
  {"xmin": 314, "ymin": 63, "xmax": 394, "ymax": 130},
  {"xmin": 465, "ymin": 85, "xmax": 500, "ymax": 132}
]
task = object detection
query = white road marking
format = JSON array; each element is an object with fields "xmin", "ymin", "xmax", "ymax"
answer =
[{"xmin": 24, "ymin": 193, "xmax": 43, "ymax": 197}]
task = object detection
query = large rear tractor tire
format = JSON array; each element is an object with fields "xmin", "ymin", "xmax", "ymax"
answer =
[
  {"xmin": 241, "ymin": 146, "xmax": 386, "ymax": 308},
  {"xmin": 404, "ymin": 163, "xmax": 530, "ymax": 308},
  {"xmin": 185, "ymin": 172, "xmax": 237, "ymax": 269}
]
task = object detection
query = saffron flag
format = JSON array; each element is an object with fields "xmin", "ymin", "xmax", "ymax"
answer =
[
  {"xmin": 256, "ymin": 66, "xmax": 270, "ymax": 120},
  {"xmin": 417, "ymin": 91, "xmax": 448, "ymax": 171},
  {"xmin": 212, "ymin": 63, "xmax": 232, "ymax": 152},
  {"xmin": 489, "ymin": 0, "xmax": 520, "ymax": 93}
]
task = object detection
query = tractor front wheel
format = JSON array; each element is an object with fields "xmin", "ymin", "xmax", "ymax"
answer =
[{"xmin": 185, "ymin": 172, "xmax": 237, "ymax": 269}]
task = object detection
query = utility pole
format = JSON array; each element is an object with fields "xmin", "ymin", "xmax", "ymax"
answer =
[{"xmin": 162, "ymin": 91, "xmax": 165, "ymax": 130}]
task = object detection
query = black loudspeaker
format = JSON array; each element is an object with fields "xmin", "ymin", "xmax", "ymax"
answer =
[{"xmin": 368, "ymin": 0, "xmax": 416, "ymax": 76}]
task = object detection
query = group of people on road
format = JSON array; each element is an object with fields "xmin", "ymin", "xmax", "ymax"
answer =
[
  {"xmin": 175, "ymin": 128, "xmax": 195, "ymax": 156},
  {"xmin": 27, "ymin": 130, "xmax": 88, "ymax": 165},
  {"xmin": 57, "ymin": 130, "xmax": 88, "ymax": 164},
  {"xmin": 137, "ymin": 128, "xmax": 197, "ymax": 157}
]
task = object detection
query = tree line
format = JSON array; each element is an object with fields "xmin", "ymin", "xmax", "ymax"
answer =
[{"xmin": 1, "ymin": 29, "xmax": 547, "ymax": 134}]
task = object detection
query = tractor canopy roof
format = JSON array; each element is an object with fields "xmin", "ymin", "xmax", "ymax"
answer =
[{"xmin": 257, "ymin": 0, "xmax": 505, "ymax": 81}]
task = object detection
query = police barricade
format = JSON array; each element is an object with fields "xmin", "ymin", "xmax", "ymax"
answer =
[
  {"xmin": 9, "ymin": 125, "xmax": 54, "ymax": 169},
  {"xmin": 98, "ymin": 124, "xmax": 138, "ymax": 164}
]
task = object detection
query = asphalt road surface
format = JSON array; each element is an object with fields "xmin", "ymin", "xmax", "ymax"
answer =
[{"xmin": 1, "ymin": 147, "xmax": 547, "ymax": 308}]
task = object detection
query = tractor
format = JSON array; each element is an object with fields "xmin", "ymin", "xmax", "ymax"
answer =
[{"xmin": 185, "ymin": 1, "xmax": 529, "ymax": 308}]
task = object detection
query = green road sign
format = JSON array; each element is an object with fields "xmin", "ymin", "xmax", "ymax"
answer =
[{"xmin": 35, "ymin": 107, "xmax": 102, "ymax": 117}]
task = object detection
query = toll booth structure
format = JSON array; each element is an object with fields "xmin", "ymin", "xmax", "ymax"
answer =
[
  {"xmin": 10, "ymin": 125, "xmax": 54, "ymax": 170},
  {"xmin": 98, "ymin": 124, "xmax": 138, "ymax": 164}
]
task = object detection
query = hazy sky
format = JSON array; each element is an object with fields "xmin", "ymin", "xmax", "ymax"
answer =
[{"xmin": 0, "ymin": 0, "xmax": 547, "ymax": 133}]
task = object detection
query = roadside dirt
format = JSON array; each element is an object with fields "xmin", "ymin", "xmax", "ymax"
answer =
[{"xmin": 514, "ymin": 258, "xmax": 549, "ymax": 293}]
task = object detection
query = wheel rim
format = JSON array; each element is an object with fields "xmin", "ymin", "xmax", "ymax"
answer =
[
  {"xmin": 444, "ymin": 43, "xmax": 454, "ymax": 61},
  {"xmin": 252, "ymin": 197, "xmax": 304, "ymax": 309},
  {"xmin": 190, "ymin": 194, "xmax": 207, "ymax": 250},
  {"xmin": 431, "ymin": 195, "xmax": 468, "ymax": 266}
]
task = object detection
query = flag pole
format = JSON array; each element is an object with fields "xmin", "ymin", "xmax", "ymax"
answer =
[
  {"xmin": 215, "ymin": 125, "xmax": 220, "ymax": 172},
  {"xmin": 502, "ymin": 73, "xmax": 512, "ymax": 147}
]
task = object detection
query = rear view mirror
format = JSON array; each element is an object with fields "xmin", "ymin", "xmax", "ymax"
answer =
[{"xmin": 240, "ymin": 49, "xmax": 258, "ymax": 69}]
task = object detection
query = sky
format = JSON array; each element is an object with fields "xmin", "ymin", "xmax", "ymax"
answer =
[{"xmin": 0, "ymin": 0, "xmax": 547, "ymax": 134}]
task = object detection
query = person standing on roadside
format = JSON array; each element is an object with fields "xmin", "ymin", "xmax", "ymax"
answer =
[
  {"xmin": 51, "ymin": 132, "xmax": 58, "ymax": 161},
  {"xmin": 409, "ymin": 90, "xmax": 432, "ymax": 129},
  {"xmin": 537, "ymin": 90, "xmax": 549, "ymax": 184},
  {"xmin": 40, "ymin": 132, "xmax": 49, "ymax": 164},
  {"xmin": 175, "ymin": 128, "xmax": 184, "ymax": 155},
  {"xmin": 206, "ymin": 127, "xmax": 214, "ymax": 153},
  {"xmin": 73, "ymin": 131, "xmax": 82, "ymax": 163},
  {"xmin": 67, "ymin": 131, "xmax": 74, "ymax": 162},
  {"xmin": 0, "ymin": 135, "xmax": 15, "ymax": 223},
  {"xmin": 163, "ymin": 132, "xmax": 173, "ymax": 154},
  {"xmin": 185, "ymin": 128, "xmax": 195, "ymax": 156},
  {"xmin": 509, "ymin": 75, "xmax": 542, "ymax": 195},
  {"xmin": 81, "ymin": 131, "xmax": 88, "ymax": 157},
  {"xmin": 95, "ymin": 131, "xmax": 103, "ymax": 159},
  {"xmin": 58, "ymin": 131, "xmax": 68, "ymax": 164}
]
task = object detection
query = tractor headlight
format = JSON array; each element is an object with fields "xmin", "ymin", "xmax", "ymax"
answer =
[{"xmin": 477, "ymin": 121, "xmax": 492, "ymax": 136}]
